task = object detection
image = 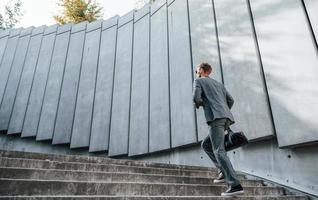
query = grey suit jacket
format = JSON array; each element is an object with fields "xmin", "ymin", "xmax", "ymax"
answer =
[{"xmin": 193, "ymin": 77, "xmax": 235, "ymax": 125}]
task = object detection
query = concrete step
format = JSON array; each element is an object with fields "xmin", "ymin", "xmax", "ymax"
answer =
[
  {"xmin": 0, "ymin": 178, "xmax": 286, "ymax": 196},
  {"xmin": 0, "ymin": 195, "xmax": 309, "ymax": 200},
  {"xmin": 0, "ymin": 150, "xmax": 214, "ymax": 171},
  {"xmin": 0, "ymin": 167, "xmax": 256, "ymax": 186},
  {"xmin": 0, "ymin": 157, "xmax": 226, "ymax": 177}
]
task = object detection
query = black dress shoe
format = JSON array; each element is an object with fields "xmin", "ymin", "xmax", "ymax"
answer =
[
  {"xmin": 221, "ymin": 184, "xmax": 244, "ymax": 196},
  {"xmin": 213, "ymin": 172, "xmax": 225, "ymax": 183}
]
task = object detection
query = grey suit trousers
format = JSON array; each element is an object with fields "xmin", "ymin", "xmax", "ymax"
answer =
[{"xmin": 201, "ymin": 118, "xmax": 241, "ymax": 187}]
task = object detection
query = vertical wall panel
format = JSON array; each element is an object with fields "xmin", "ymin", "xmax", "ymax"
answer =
[
  {"xmin": 149, "ymin": 1, "xmax": 171, "ymax": 153},
  {"xmin": 168, "ymin": 0, "xmax": 197, "ymax": 147},
  {"xmin": 8, "ymin": 26, "xmax": 46, "ymax": 134},
  {"xmin": 22, "ymin": 25, "xmax": 58, "ymax": 137},
  {"xmin": 0, "ymin": 27, "xmax": 33, "ymax": 132},
  {"xmin": 188, "ymin": 0, "xmax": 222, "ymax": 141},
  {"xmin": 303, "ymin": 0, "xmax": 318, "ymax": 46},
  {"xmin": 214, "ymin": 0, "xmax": 274, "ymax": 141},
  {"xmin": 250, "ymin": 0, "xmax": 318, "ymax": 147},
  {"xmin": 89, "ymin": 17, "xmax": 118, "ymax": 152},
  {"xmin": 129, "ymin": 6, "xmax": 150, "ymax": 156},
  {"xmin": 0, "ymin": 29, "xmax": 21, "ymax": 127},
  {"xmin": 70, "ymin": 20, "xmax": 102, "ymax": 148},
  {"xmin": 52, "ymin": 22, "xmax": 87, "ymax": 144},
  {"xmin": 108, "ymin": 11, "xmax": 134, "ymax": 156},
  {"xmin": 0, "ymin": 30, "xmax": 10, "ymax": 67},
  {"xmin": 36, "ymin": 24, "xmax": 71, "ymax": 141}
]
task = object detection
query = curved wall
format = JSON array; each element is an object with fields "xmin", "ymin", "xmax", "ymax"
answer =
[{"xmin": 0, "ymin": 0, "xmax": 317, "ymax": 196}]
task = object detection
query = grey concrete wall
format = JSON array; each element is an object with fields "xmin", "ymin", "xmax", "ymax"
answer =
[
  {"xmin": 0, "ymin": 30, "xmax": 10, "ymax": 78},
  {"xmin": 3, "ymin": 0, "xmax": 317, "ymax": 153},
  {"xmin": 8, "ymin": 26, "xmax": 46, "ymax": 135},
  {"xmin": 168, "ymin": 0, "xmax": 197, "ymax": 147},
  {"xmin": 52, "ymin": 22, "xmax": 87, "ymax": 145},
  {"xmin": 188, "ymin": 0, "xmax": 222, "ymax": 141},
  {"xmin": 0, "ymin": 27, "xmax": 33, "ymax": 132},
  {"xmin": 214, "ymin": 0, "xmax": 274, "ymax": 141},
  {"xmin": 303, "ymin": 0, "xmax": 318, "ymax": 46},
  {"xmin": 89, "ymin": 16, "xmax": 119, "ymax": 152},
  {"xmin": 0, "ymin": 0, "xmax": 318, "ymax": 196},
  {"xmin": 108, "ymin": 11, "xmax": 135, "ymax": 156},
  {"xmin": 22, "ymin": 25, "xmax": 58, "ymax": 138},
  {"xmin": 36, "ymin": 24, "xmax": 71, "ymax": 141},
  {"xmin": 129, "ymin": 5, "xmax": 151, "ymax": 156},
  {"xmin": 0, "ymin": 29, "xmax": 22, "ymax": 132},
  {"xmin": 249, "ymin": 0, "xmax": 318, "ymax": 147},
  {"xmin": 149, "ymin": 0, "xmax": 171, "ymax": 153},
  {"xmin": 70, "ymin": 20, "xmax": 103, "ymax": 148}
]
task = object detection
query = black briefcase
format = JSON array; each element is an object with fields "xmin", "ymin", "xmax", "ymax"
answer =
[{"xmin": 224, "ymin": 128, "xmax": 249, "ymax": 151}]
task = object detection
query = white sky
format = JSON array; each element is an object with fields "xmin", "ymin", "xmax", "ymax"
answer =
[{"xmin": 0, "ymin": 0, "xmax": 138, "ymax": 28}]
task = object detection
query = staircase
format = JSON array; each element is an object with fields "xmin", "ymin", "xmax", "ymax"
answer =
[{"xmin": 0, "ymin": 150, "xmax": 308, "ymax": 199}]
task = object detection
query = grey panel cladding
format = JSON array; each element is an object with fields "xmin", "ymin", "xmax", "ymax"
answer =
[
  {"xmin": 71, "ymin": 21, "xmax": 87, "ymax": 33},
  {"xmin": 149, "ymin": 3, "xmax": 171, "ymax": 153},
  {"xmin": 129, "ymin": 7, "xmax": 150, "ymax": 156},
  {"xmin": 151, "ymin": 0, "xmax": 166, "ymax": 14},
  {"xmin": 22, "ymin": 25, "xmax": 58, "ymax": 137},
  {"xmin": 0, "ymin": 30, "xmax": 21, "ymax": 124},
  {"xmin": 0, "ymin": 29, "xmax": 10, "ymax": 39},
  {"xmin": 9, "ymin": 28, "xmax": 22, "ymax": 37},
  {"xmin": 167, "ymin": 0, "xmax": 197, "ymax": 147},
  {"xmin": 89, "ymin": 18, "xmax": 118, "ymax": 152},
  {"xmin": 188, "ymin": 0, "xmax": 222, "ymax": 141},
  {"xmin": 134, "ymin": 4, "xmax": 150, "ymax": 21},
  {"xmin": 109, "ymin": 15, "xmax": 134, "ymax": 157},
  {"xmin": 31, "ymin": 25, "xmax": 46, "ymax": 36},
  {"xmin": 1, "ymin": 0, "xmax": 318, "ymax": 156},
  {"xmin": 102, "ymin": 16, "xmax": 119, "ymax": 30},
  {"xmin": 249, "ymin": 0, "xmax": 318, "ymax": 147},
  {"xmin": 70, "ymin": 21, "xmax": 102, "ymax": 148},
  {"xmin": 0, "ymin": 28, "xmax": 33, "ymax": 131},
  {"xmin": 0, "ymin": 31, "xmax": 9, "ymax": 68},
  {"xmin": 36, "ymin": 25, "xmax": 71, "ymax": 141},
  {"xmin": 52, "ymin": 22, "xmax": 87, "ymax": 144},
  {"xmin": 44, "ymin": 25, "xmax": 59, "ymax": 35},
  {"xmin": 86, "ymin": 19, "xmax": 104, "ymax": 32},
  {"xmin": 213, "ymin": 0, "xmax": 274, "ymax": 141},
  {"xmin": 118, "ymin": 11, "xmax": 135, "ymax": 27},
  {"xmin": 7, "ymin": 27, "xmax": 45, "ymax": 134},
  {"xmin": 19, "ymin": 27, "xmax": 34, "ymax": 37},
  {"xmin": 303, "ymin": 0, "xmax": 318, "ymax": 46},
  {"xmin": 57, "ymin": 23, "xmax": 73, "ymax": 34}
]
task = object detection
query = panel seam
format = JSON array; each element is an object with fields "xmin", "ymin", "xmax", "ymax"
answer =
[
  {"xmin": 246, "ymin": 0, "xmax": 277, "ymax": 135},
  {"xmin": 89, "ymin": 26, "xmax": 103, "ymax": 149},
  {"xmin": 107, "ymin": 20, "xmax": 119, "ymax": 154}
]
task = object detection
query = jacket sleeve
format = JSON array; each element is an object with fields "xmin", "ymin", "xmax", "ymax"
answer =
[
  {"xmin": 224, "ymin": 87, "xmax": 234, "ymax": 109},
  {"xmin": 193, "ymin": 79, "xmax": 204, "ymax": 109}
]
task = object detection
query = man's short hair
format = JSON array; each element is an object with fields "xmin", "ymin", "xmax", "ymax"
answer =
[{"xmin": 198, "ymin": 62, "xmax": 212, "ymax": 74}]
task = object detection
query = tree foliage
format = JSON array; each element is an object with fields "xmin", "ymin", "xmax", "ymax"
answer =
[
  {"xmin": 53, "ymin": 0, "xmax": 103, "ymax": 24},
  {"xmin": 0, "ymin": 0, "xmax": 23, "ymax": 30}
]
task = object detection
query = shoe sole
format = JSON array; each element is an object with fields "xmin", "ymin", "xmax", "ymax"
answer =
[
  {"xmin": 221, "ymin": 190, "xmax": 244, "ymax": 196},
  {"xmin": 213, "ymin": 179, "xmax": 225, "ymax": 183}
]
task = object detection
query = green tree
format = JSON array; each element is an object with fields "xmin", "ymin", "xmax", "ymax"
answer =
[
  {"xmin": 53, "ymin": 0, "xmax": 103, "ymax": 24},
  {"xmin": 0, "ymin": 0, "xmax": 23, "ymax": 30}
]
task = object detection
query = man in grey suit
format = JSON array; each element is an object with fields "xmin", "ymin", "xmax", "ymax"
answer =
[{"xmin": 193, "ymin": 62, "xmax": 244, "ymax": 196}]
